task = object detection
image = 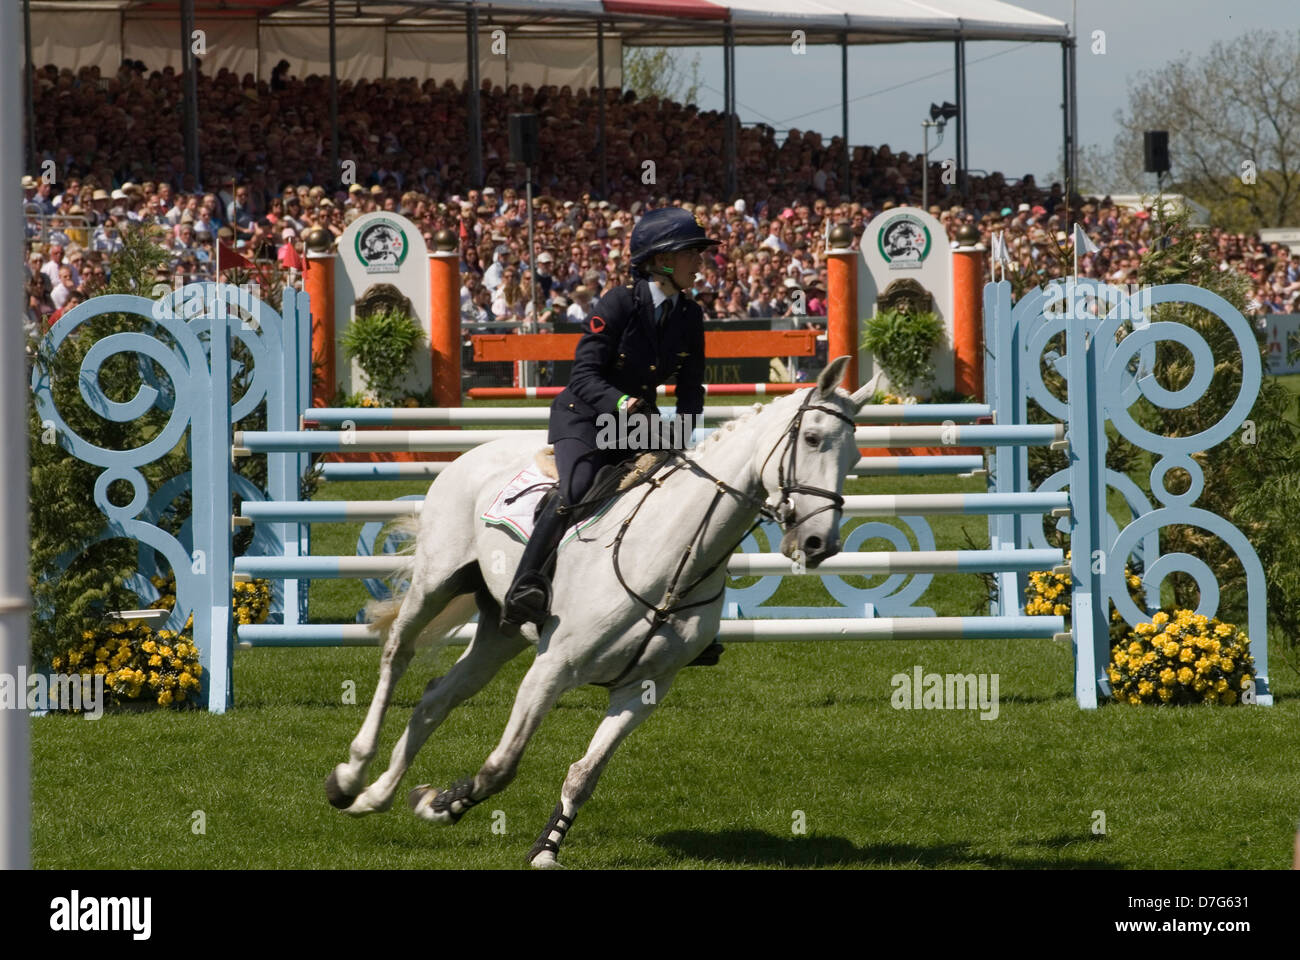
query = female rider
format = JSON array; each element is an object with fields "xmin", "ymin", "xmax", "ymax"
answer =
[{"xmin": 500, "ymin": 206, "xmax": 719, "ymax": 633}]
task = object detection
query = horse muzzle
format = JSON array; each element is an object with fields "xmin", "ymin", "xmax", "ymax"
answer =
[{"xmin": 780, "ymin": 528, "xmax": 840, "ymax": 568}]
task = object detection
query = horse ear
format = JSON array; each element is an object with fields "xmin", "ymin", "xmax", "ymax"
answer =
[
  {"xmin": 848, "ymin": 370, "xmax": 884, "ymax": 411},
  {"xmin": 816, "ymin": 356, "xmax": 851, "ymax": 398}
]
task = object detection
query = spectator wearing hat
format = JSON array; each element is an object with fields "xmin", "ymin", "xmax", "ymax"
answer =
[
  {"xmin": 535, "ymin": 251, "xmax": 556, "ymax": 298},
  {"xmin": 83, "ymin": 188, "xmax": 112, "ymax": 227}
]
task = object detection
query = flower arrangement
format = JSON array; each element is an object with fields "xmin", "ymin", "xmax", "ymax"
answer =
[
  {"xmin": 51, "ymin": 621, "xmax": 203, "ymax": 708},
  {"xmin": 47, "ymin": 574, "xmax": 272, "ymax": 709},
  {"xmin": 1108, "ymin": 610, "xmax": 1255, "ymax": 706}
]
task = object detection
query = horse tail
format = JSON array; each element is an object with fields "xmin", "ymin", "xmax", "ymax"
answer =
[{"xmin": 363, "ymin": 516, "xmax": 478, "ymax": 650}]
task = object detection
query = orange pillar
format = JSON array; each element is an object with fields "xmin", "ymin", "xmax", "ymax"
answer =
[
  {"xmin": 428, "ymin": 231, "xmax": 462, "ymax": 408},
  {"xmin": 825, "ymin": 224, "xmax": 859, "ymax": 390},
  {"xmin": 303, "ymin": 240, "xmax": 336, "ymax": 408},
  {"xmin": 952, "ymin": 239, "xmax": 986, "ymax": 401}
]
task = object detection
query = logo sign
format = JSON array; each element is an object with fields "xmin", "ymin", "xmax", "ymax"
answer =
[
  {"xmin": 355, "ymin": 218, "xmax": 408, "ymax": 273},
  {"xmin": 878, "ymin": 214, "xmax": 932, "ymax": 270}
]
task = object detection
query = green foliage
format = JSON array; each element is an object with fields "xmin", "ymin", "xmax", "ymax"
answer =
[
  {"xmin": 28, "ymin": 222, "xmax": 176, "ymax": 667},
  {"xmin": 861, "ymin": 308, "xmax": 944, "ymax": 396},
  {"xmin": 339, "ymin": 308, "xmax": 425, "ymax": 404},
  {"xmin": 621, "ymin": 47, "xmax": 702, "ymax": 106}
]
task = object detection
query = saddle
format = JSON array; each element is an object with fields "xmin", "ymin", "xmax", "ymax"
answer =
[
  {"xmin": 532, "ymin": 448, "xmax": 675, "ymax": 526},
  {"xmin": 528, "ymin": 445, "xmax": 724, "ymax": 670}
]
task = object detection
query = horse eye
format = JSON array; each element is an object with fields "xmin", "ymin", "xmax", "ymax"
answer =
[{"xmin": 804, "ymin": 432, "xmax": 820, "ymax": 447}]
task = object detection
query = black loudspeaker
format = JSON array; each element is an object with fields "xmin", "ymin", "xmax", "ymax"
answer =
[
  {"xmin": 1144, "ymin": 131, "xmax": 1169, "ymax": 174},
  {"xmin": 509, "ymin": 113, "xmax": 539, "ymax": 167}
]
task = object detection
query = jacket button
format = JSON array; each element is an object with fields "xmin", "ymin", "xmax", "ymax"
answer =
[
  {"xmin": 568, "ymin": 403, "xmax": 574, "ymax": 409},
  {"xmin": 649, "ymin": 364, "xmax": 656, "ymax": 372}
]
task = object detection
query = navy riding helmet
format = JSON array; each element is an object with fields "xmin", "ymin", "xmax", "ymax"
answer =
[{"xmin": 629, "ymin": 207, "xmax": 721, "ymax": 279}]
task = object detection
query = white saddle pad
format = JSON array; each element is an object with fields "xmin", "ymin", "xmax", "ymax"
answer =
[{"xmin": 481, "ymin": 465, "xmax": 612, "ymax": 545}]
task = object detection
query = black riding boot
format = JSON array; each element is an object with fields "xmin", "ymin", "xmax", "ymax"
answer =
[{"xmin": 501, "ymin": 493, "xmax": 571, "ymax": 629}]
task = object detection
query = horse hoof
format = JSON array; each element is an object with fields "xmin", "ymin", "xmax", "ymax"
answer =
[
  {"xmin": 409, "ymin": 785, "xmax": 453, "ymax": 824},
  {"xmin": 529, "ymin": 850, "xmax": 564, "ymax": 870},
  {"xmin": 325, "ymin": 768, "xmax": 359, "ymax": 809}
]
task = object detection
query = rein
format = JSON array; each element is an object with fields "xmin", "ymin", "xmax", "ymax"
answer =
[{"xmin": 599, "ymin": 389, "xmax": 857, "ymax": 688}]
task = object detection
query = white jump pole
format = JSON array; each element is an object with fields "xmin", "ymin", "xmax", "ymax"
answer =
[{"xmin": 1, "ymin": 0, "xmax": 32, "ymax": 869}]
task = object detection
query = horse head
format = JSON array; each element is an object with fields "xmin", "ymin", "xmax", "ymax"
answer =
[{"xmin": 754, "ymin": 355, "xmax": 876, "ymax": 567}]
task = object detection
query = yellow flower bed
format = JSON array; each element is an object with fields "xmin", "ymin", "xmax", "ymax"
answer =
[
  {"xmin": 1108, "ymin": 610, "xmax": 1254, "ymax": 706},
  {"xmin": 52, "ymin": 622, "xmax": 203, "ymax": 708},
  {"xmin": 49, "ymin": 574, "xmax": 272, "ymax": 709}
]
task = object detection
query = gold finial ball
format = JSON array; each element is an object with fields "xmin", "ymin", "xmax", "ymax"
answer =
[
  {"xmin": 434, "ymin": 229, "xmax": 459, "ymax": 253},
  {"xmin": 828, "ymin": 222, "xmax": 853, "ymax": 248},
  {"xmin": 955, "ymin": 224, "xmax": 981, "ymax": 246},
  {"xmin": 304, "ymin": 227, "xmax": 333, "ymax": 253}
]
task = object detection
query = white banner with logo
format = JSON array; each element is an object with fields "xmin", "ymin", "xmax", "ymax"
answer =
[
  {"xmin": 859, "ymin": 207, "xmax": 954, "ymax": 396},
  {"xmin": 335, "ymin": 212, "xmax": 431, "ymax": 397}
]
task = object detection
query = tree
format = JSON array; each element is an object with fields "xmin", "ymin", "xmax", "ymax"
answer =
[
  {"xmin": 622, "ymin": 47, "xmax": 702, "ymax": 106},
  {"xmin": 1109, "ymin": 29, "xmax": 1300, "ymax": 230}
]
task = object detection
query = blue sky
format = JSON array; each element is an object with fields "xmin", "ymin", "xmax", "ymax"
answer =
[{"xmin": 671, "ymin": 0, "xmax": 1290, "ymax": 188}]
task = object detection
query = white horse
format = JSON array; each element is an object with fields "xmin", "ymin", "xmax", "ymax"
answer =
[{"xmin": 325, "ymin": 356, "xmax": 873, "ymax": 867}]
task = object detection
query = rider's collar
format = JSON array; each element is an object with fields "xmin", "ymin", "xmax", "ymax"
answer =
[{"xmin": 649, "ymin": 278, "xmax": 679, "ymax": 309}]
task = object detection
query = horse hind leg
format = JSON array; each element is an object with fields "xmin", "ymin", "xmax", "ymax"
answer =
[
  {"xmin": 324, "ymin": 561, "xmax": 479, "ymax": 811},
  {"xmin": 349, "ymin": 587, "xmax": 529, "ymax": 815}
]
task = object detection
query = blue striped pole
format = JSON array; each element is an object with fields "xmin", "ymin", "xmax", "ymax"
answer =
[
  {"xmin": 240, "ymin": 492, "xmax": 1065, "ymax": 524},
  {"xmin": 842, "ymin": 492, "xmax": 1069, "ymax": 517},
  {"xmin": 241, "ymin": 501, "xmax": 423, "ymax": 522},
  {"xmin": 315, "ymin": 454, "xmax": 986, "ymax": 481},
  {"xmin": 233, "ymin": 548, "xmax": 1065, "ymax": 581},
  {"xmin": 233, "ymin": 424, "xmax": 1060, "ymax": 455},
  {"xmin": 301, "ymin": 403, "xmax": 994, "ymax": 427},
  {"xmin": 237, "ymin": 614, "xmax": 1066, "ymax": 647},
  {"xmin": 234, "ymin": 429, "xmax": 544, "ymax": 453}
]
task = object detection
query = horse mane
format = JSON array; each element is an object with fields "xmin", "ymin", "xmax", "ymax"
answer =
[{"xmin": 686, "ymin": 396, "xmax": 792, "ymax": 458}]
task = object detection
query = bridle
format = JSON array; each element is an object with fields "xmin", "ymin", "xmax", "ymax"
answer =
[
  {"xmin": 597, "ymin": 387, "xmax": 857, "ymax": 688},
  {"xmin": 757, "ymin": 386, "xmax": 858, "ymax": 533}
]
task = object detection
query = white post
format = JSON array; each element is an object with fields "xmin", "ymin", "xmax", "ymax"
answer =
[{"xmin": 1, "ymin": 0, "xmax": 32, "ymax": 869}]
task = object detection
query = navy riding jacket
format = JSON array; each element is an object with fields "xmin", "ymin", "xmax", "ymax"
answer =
[{"xmin": 548, "ymin": 278, "xmax": 706, "ymax": 447}]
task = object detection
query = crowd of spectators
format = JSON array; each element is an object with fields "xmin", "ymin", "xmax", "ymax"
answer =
[{"xmin": 21, "ymin": 61, "xmax": 1300, "ymax": 342}]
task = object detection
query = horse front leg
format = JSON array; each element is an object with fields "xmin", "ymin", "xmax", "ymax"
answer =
[
  {"xmin": 408, "ymin": 647, "xmax": 572, "ymax": 825},
  {"xmin": 527, "ymin": 671, "xmax": 677, "ymax": 869}
]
